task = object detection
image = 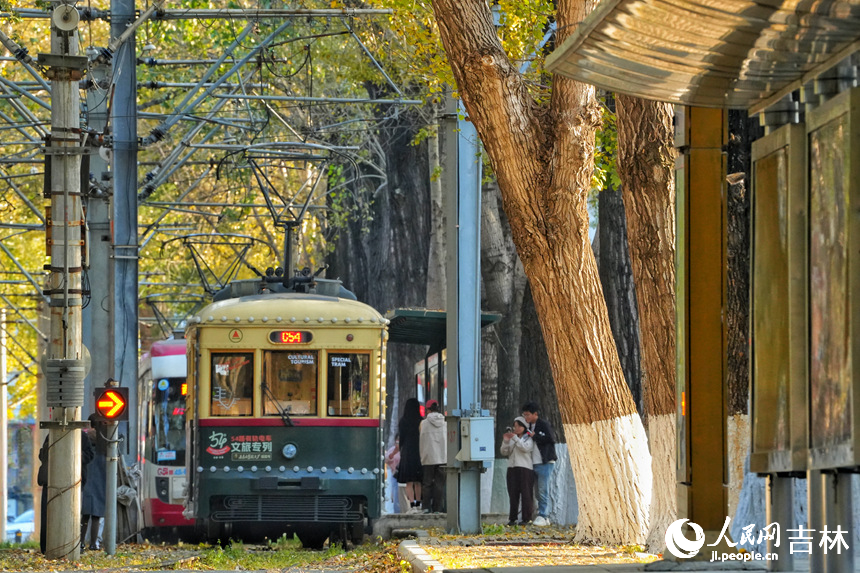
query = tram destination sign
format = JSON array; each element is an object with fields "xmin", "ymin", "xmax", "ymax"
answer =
[{"xmin": 268, "ymin": 330, "xmax": 313, "ymax": 344}]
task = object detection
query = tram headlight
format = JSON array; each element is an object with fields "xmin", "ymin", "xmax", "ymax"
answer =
[{"xmin": 282, "ymin": 443, "xmax": 298, "ymax": 459}]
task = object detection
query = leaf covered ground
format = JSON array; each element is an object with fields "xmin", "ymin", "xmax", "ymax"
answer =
[
  {"xmin": 0, "ymin": 524, "xmax": 659, "ymax": 572},
  {"xmin": 0, "ymin": 537, "xmax": 407, "ymax": 573}
]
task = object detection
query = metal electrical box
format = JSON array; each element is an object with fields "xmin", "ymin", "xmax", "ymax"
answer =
[{"xmin": 459, "ymin": 417, "xmax": 494, "ymax": 461}]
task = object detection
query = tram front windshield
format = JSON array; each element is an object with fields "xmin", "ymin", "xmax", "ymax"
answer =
[{"xmin": 150, "ymin": 377, "xmax": 187, "ymax": 466}]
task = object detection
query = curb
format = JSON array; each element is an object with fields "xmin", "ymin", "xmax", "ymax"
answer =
[{"xmin": 399, "ymin": 539, "xmax": 447, "ymax": 572}]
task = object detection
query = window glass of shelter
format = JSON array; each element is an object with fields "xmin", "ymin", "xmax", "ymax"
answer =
[
  {"xmin": 210, "ymin": 353, "xmax": 253, "ymax": 416},
  {"xmin": 327, "ymin": 353, "xmax": 370, "ymax": 417},
  {"xmin": 150, "ymin": 377, "xmax": 187, "ymax": 465},
  {"xmin": 263, "ymin": 351, "xmax": 318, "ymax": 415}
]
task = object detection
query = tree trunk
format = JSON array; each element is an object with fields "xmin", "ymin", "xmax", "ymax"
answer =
[
  {"xmin": 432, "ymin": 0, "xmax": 652, "ymax": 543},
  {"xmin": 597, "ymin": 185, "xmax": 642, "ymax": 414},
  {"xmin": 426, "ymin": 131, "xmax": 446, "ymax": 310},
  {"xmin": 614, "ymin": 95, "xmax": 677, "ymax": 550},
  {"xmin": 326, "ymin": 104, "xmax": 431, "ymax": 438},
  {"xmin": 480, "ymin": 181, "xmax": 529, "ymax": 450},
  {"xmin": 725, "ymin": 110, "xmax": 754, "ymax": 524},
  {"xmin": 520, "ymin": 284, "xmax": 562, "ymax": 440}
]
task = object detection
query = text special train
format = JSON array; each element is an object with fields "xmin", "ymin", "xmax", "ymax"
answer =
[{"xmin": 180, "ymin": 275, "xmax": 388, "ymax": 548}]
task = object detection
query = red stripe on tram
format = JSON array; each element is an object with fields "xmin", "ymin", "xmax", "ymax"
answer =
[{"xmin": 198, "ymin": 418, "xmax": 380, "ymax": 428}]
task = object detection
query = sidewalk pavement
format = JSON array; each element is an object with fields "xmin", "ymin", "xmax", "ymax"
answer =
[
  {"xmin": 398, "ymin": 540, "xmax": 652, "ymax": 572},
  {"xmin": 396, "ymin": 538, "xmax": 798, "ymax": 573}
]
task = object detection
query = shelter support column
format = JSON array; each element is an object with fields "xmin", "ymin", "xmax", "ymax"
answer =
[{"xmin": 675, "ymin": 107, "xmax": 730, "ymax": 546}]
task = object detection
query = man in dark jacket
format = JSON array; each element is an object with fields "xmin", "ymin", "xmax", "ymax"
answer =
[{"xmin": 521, "ymin": 402, "xmax": 557, "ymax": 526}]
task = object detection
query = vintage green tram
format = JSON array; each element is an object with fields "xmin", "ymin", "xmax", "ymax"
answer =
[{"xmin": 183, "ymin": 278, "xmax": 388, "ymax": 548}]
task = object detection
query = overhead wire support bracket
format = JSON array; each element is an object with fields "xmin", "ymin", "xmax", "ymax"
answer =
[
  {"xmin": 345, "ymin": 24, "xmax": 405, "ymax": 97},
  {"xmin": 95, "ymin": 0, "xmax": 168, "ymax": 63},
  {"xmin": 140, "ymin": 22, "xmax": 259, "ymax": 146},
  {"xmin": 0, "ymin": 27, "xmax": 50, "ymax": 90}
]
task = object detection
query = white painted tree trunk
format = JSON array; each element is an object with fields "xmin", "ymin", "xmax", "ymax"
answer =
[
  {"xmin": 727, "ymin": 414, "xmax": 751, "ymax": 518},
  {"xmin": 567, "ymin": 414, "xmax": 652, "ymax": 544},
  {"xmin": 646, "ymin": 413, "xmax": 676, "ymax": 551}
]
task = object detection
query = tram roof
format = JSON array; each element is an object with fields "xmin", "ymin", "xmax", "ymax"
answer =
[
  {"xmin": 384, "ymin": 308, "xmax": 502, "ymax": 352},
  {"xmin": 545, "ymin": 0, "xmax": 860, "ymax": 112}
]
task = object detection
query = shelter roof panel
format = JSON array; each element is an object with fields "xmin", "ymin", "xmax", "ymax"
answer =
[{"xmin": 546, "ymin": 0, "xmax": 860, "ymax": 109}]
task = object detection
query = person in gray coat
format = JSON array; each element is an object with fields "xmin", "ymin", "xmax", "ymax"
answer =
[{"xmin": 419, "ymin": 400, "xmax": 446, "ymax": 513}]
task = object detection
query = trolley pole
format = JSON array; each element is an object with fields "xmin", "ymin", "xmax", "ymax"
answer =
[{"xmin": 39, "ymin": 1, "xmax": 87, "ymax": 560}]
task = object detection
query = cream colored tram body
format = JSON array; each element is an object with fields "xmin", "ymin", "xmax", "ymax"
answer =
[{"xmin": 184, "ymin": 283, "xmax": 387, "ymax": 548}]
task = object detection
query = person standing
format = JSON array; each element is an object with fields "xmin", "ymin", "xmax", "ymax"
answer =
[
  {"xmin": 500, "ymin": 416, "xmax": 535, "ymax": 525},
  {"xmin": 522, "ymin": 401, "xmax": 557, "ymax": 526},
  {"xmin": 419, "ymin": 400, "xmax": 446, "ymax": 513},
  {"xmin": 385, "ymin": 435, "xmax": 402, "ymax": 513},
  {"xmin": 81, "ymin": 414, "xmax": 108, "ymax": 550},
  {"xmin": 395, "ymin": 398, "xmax": 423, "ymax": 512}
]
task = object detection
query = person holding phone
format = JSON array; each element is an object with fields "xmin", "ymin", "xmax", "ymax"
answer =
[{"xmin": 500, "ymin": 416, "xmax": 535, "ymax": 526}]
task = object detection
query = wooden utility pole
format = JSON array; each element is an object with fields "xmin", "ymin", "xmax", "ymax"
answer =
[{"xmin": 40, "ymin": 2, "xmax": 87, "ymax": 560}]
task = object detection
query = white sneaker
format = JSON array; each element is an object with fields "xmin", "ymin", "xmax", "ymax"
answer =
[{"xmin": 533, "ymin": 516, "xmax": 550, "ymax": 526}]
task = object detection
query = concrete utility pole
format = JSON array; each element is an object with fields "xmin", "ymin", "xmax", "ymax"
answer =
[
  {"xmin": 111, "ymin": 0, "xmax": 140, "ymax": 462},
  {"xmin": 1, "ymin": 308, "xmax": 7, "ymax": 539},
  {"xmin": 442, "ymin": 95, "xmax": 492, "ymax": 535},
  {"xmin": 39, "ymin": 1, "xmax": 87, "ymax": 560},
  {"xmin": 82, "ymin": 61, "xmax": 113, "ymax": 416}
]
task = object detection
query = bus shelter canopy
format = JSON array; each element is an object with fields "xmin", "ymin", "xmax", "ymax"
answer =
[
  {"xmin": 385, "ymin": 308, "xmax": 502, "ymax": 354},
  {"xmin": 545, "ymin": 0, "xmax": 860, "ymax": 112}
]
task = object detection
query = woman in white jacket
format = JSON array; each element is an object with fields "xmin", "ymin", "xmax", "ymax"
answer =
[{"xmin": 500, "ymin": 416, "xmax": 535, "ymax": 525}]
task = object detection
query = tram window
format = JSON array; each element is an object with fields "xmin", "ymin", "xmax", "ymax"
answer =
[
  {"xmin": 263, "ymin": 350, "xmax": 318, "ymax": 416},
  {"xmin": 150, "ymin": 377, "xmax": 187, "ymax": 465},
  {"xmin": 327, "ymin": 353, "xmax": 370, "ymax": 417},
  {"xmin": 211, "ymin": 353, "xmax": 254, "ymax": 416}
]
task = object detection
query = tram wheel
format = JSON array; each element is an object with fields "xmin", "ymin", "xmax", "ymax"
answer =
[
  {"xmin": 350, "ymin": 521, "xmax": 365, "ymax": 546},
  {"xmin": 296, "ymin": 527, "xmax": 329, "ymax": 550},
  {"xmin": 219, "ymin": 522, "xmax": 233, "ymax": 547}
]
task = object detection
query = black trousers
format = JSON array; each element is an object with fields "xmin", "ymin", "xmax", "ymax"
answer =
[
  {"xmin": 421, "ymin": 464, "xmax": 446, "ymax": 512},
  {"xmin": 506, "ymin": 466, "xmax": 535, "ymax": 523}
]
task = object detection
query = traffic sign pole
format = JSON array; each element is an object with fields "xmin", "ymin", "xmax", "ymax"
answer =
[
  {"xmin": 104, "ymin": 418, "xmax": 118, "ymax": 555},
  {"xmin": 93, "ymin": 381, "xmax": 124, "ymax": 555}
]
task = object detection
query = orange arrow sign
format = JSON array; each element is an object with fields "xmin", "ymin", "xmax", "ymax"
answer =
[{"xmin": 97, "ymin": 390, "xmax": 126, "ymax": 418}]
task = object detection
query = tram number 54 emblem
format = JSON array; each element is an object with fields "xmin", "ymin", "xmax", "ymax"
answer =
[{"xmin": 206, "ymin": 431, "xmax": 231, "ymax": 456}]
